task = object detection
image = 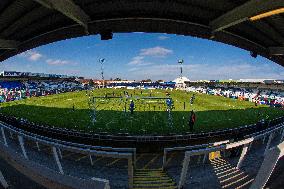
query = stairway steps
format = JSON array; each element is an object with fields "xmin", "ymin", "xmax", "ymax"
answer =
[
  {"xmin": 135, "ymin": 170, "xmax": 163, "ymax": 172},
  {"xmin": 134, "ymin": 177, "xmax": 172, "ymax": 181},
  {"xmin": 133, "ymin": 169, "xmax": 177, "ymax": 189},
  {"xmin": 134, "ymin": 182, "xmax": 175, "ymax": 187},
  {"xmin": 133, "ymin": 186, "xmax": 177, "ymax": 189},
  {"xmin": 235, "ymin": 178, "xmax": 254, "ymax": 189},
  {"xmin": 222, "ymin": 175, "xmax": 253, "ymax": 189},
  {"xmin": 134, "ymin": 175, "xmax": 171, "ymax": 178},
  {"xmin": 135, "ymin": 170, "xmax": 164, "ymax": 173},
  {"xmin": 133, "ymin": 183, "xmax": 175, "ymax": 188},
  {"xmin": 134, "ymin": 174, "xmax": 168, "ymax": 177},
  {"xmin": 219, "ymin": 171, "xmax": 245, "ymax": 183},
  {"xmin": 211, "ymin": 158, "xmax": 254, "ymax": 189},
  {"xmin": 135, "ymin": 173, "xmax": 165, "ymax": 174},
  {"xmin": 134, "ymin": 178, "xmax": 173, "ymax": 182}
]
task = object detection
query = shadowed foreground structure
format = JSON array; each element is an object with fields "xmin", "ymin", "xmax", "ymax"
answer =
[{"xmin": 0, "ymin": 118, "xmax": 284, "ymax": 188}]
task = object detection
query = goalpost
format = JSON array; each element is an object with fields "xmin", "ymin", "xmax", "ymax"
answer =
[{"xmin": 88, "ymin": 94, "xmax": 175, "ymax": 130}]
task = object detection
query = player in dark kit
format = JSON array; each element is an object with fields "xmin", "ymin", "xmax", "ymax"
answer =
[{"xmin": 129, "ymin": 100, "xmax": 135, "ymax": 114}]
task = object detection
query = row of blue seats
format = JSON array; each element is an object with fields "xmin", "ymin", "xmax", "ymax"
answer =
[{"xmin": 0, "ymin": 81, "xmax": 23, "ymax": 89}]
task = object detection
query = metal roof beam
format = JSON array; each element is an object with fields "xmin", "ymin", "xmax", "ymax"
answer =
[
  {"xmin": 269, "ymin": 47, "xmax": 284, "ymax": 55},
  {"xmin": 210, "ymin": 0, "xmax": 284, "ymax": 32},
  {"xmin": 33, "ymin": 0, "xmax": 90, "ymax": 33},
  {"xmin": 253, "ymin": 20, "xmax": 284, "ymax": 45},
  {"xmin": 0, "ymin": 39, "xmax": 19, "ymax": 49}
]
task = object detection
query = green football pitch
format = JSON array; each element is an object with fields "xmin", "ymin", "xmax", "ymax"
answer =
[{"xmin": 0, "ymin": 88, "xmax": 283, "ymax": 135}]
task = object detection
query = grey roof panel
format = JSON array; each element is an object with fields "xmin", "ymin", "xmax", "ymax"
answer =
[{"xmin": 0, "ymin": 0, "xmax": 283, "ymax": 66}]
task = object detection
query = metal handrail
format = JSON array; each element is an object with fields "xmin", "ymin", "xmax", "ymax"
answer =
[
  {"xmin": 162, "ymin": 140, "xmax": 230, "ymax": 169},
  {"xmin": 177, "ymin": 121, "xmax": 284, "ymax": 189},
  {"xmin": 1, "ymin": 122, "xmax": 132, "ymax": 158},
  {"xmin": 0, "ymin": 122, "xmax": 135, "ymax": 188},
  {"xmin": 0, "ymin": 121, "xmax": 136, "ymax": 158},
  {"xmin": 184, "ymin": 123, "xmax": 284, "ymax": 157}
]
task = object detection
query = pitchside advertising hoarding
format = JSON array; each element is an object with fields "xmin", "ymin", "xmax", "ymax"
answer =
[
  {"xmin": 0, "ymin": 71, "xmax": 73, "ymax": 79},
  {"xmin": 1, "ymin": 71, "xmax": 22, "ymax": 77}
]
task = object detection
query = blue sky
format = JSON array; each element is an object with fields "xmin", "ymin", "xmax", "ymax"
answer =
[{"xmin": 1, "ymin": 33, "xmax": 284, "ymax": 81}]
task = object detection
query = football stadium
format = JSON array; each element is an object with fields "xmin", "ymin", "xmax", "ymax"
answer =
[
  {"xmin": 1, "ymin": 82, "xmax": 283, "ymax": 135},
  {"xmin": 0, "ymin": 1, "xmax": 284, "ymax": 189}
]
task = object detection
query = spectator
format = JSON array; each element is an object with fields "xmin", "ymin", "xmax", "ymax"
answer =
[{"xmin": 188, "ymin": 110, "xmax": 196, "ymax": 131}]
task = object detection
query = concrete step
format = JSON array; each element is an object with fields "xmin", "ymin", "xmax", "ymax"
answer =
[
  {"xmin": 134, "ymin": 178, "xmax": 173, "ymax": 182},
  {"xmin": 133, "ymin": 169, "xmax": 176, "ymax": 189},
  {"xmin": 221, "ymin": 174, "xmax": 254, "ymax": 189},
  {"xmin": 210, "ymin": 158, "xmax": 254, "ymax": 189},
  {"xmin": 133, "ymin": 186, "xmax": 177, "ymax": 189}
]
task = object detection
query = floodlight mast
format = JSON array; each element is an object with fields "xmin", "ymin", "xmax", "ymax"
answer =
[
  {"xmin": 178, "ymin": 59, "xmax": 184, "ymax": 79},
  {"xmin": 99, "ymin": 58, "xmax": 105, "ymax": 88}
]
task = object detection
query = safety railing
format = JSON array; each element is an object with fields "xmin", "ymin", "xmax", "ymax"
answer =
[
  {"xmin": 247, "ymin": 123, "xmax": 284, "ymax": 154},
  {"xmin": 0, "ymin": 114, "xmax": 283, "ymax": 189},
  {"xmin": 162, "ymin": 139, "xmax": 230, "ymax": 169},
  {"xmin": 0, "ymin": 122, "xmax": 136, "ymax": 189},
  {"xmin": 250, "ymin": 140, "xmax": 284, "ymax": 189},
  {"xmin": 0, "ymin": 121, "xmax": 137, "ymax": 165},
  {"xmin": 0, "ymin": 142, "xmax": 110, "ymax": 189},
  {"xmin": 177, "ymin": 122, "xmax": 284, "ymax": 189}
]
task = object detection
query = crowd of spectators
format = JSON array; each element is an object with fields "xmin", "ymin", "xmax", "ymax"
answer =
[
  {"xmin": 1, "ymin": 79, "xmax": 284, "ymax": 108},
  {"xmin": 186, "ymin": 85, "xmax": 284, "ymax": 107},
  {"xmin": 0, "ymin": 80, "xmax": 84, "ymax": 102}
]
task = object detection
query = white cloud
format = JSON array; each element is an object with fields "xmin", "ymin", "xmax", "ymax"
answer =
[
  {"xmin": 126, "ymin": 62, "xmax": 284, "ymax": 81},
  {"xmin": 128, "ymin": 56, "xmax": 153, "ymax": 66},
  {"xmin": 46, "ymin": 59, "xmax": 70, "ymax": 65},
  {"xmin": 128, "ymin": 46, "xmax": 173, "ymax": 66},
  {"xmin": 128, "ymin": 56, "xmax": 144, "ymax": 65},
  {"xmin": 158, "ymin": 36, "xmax": 169, "ymax": 40},
  {"xmin": 18, "ymin": 50, "xmax": 43, "ymax": 61},
  {"xmin": 29, "ymin": 52, "xmax": 42, "ymax": 61},
  {"xmin": 140, "ymin": 46, "xmax": 173, "ymax": 57},
  {"xmin": 18, "ymin": 50, "xmax": 76, "ymax": 67}
]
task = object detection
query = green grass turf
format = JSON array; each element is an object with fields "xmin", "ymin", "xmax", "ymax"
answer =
[{"xmin": 0, "ymin": 88, "xmax": 283, "ymax": 135}]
